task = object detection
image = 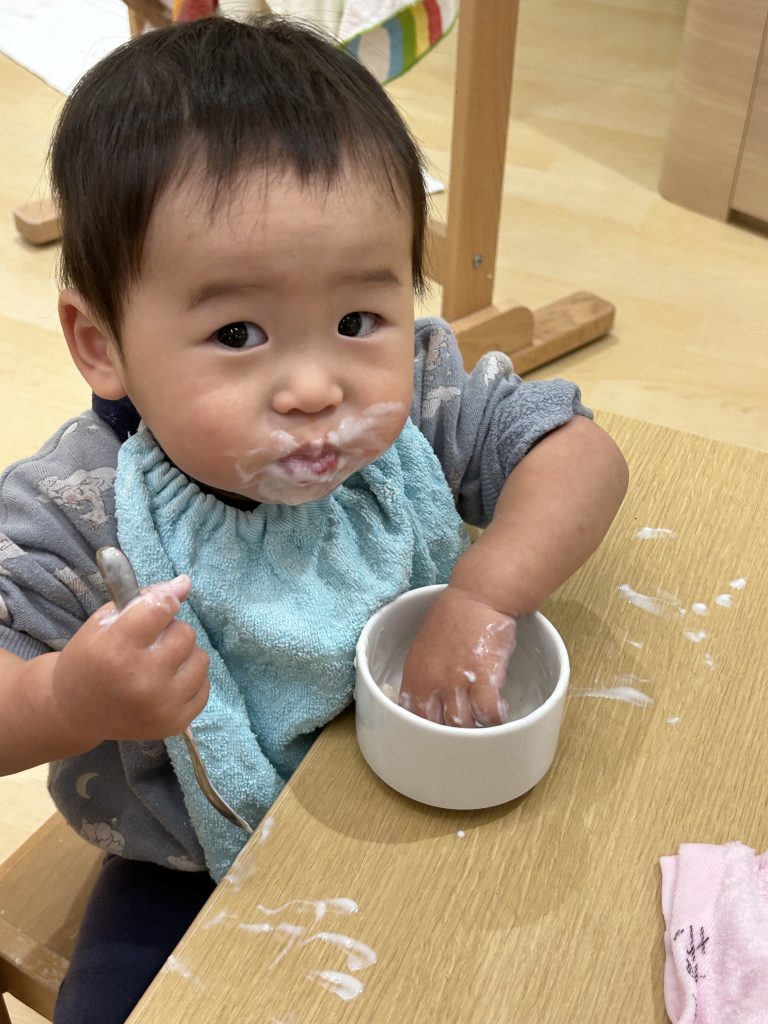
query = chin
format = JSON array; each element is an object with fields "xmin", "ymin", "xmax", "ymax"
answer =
[{"xmin": 256, "ymin": 480, "xmax": 342, "ymax": 506}]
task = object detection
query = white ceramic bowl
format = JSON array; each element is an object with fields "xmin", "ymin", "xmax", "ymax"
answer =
[{"xmin": 354, "ymin": 584, "xmax": 570, "ymax": 809}]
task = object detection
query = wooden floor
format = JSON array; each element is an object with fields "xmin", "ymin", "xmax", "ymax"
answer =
[{"xmin": 1, "ymin": 2, "xmax": 767, "ymax": 1018}]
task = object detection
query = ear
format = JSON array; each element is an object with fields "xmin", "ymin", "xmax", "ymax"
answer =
[{"xmin": 58, "ymin": 289, "xmax": 127, "ymax": 400}]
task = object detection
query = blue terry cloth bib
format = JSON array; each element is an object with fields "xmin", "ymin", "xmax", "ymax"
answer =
[{"xmin": 115, "ymin": 418, "xmax": 468, "ymax": 880}]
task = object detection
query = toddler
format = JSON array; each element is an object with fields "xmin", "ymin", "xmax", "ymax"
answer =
[{"xmin": 0, "ymin": 16, "xmax": 628, "ymax": 1023}]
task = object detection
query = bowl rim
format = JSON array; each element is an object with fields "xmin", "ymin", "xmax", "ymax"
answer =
[{"xmin": 355, "ymin": 584, "xmax": 570, "ymax": 737}]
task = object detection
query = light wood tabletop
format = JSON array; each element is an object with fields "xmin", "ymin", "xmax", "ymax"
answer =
[{"xmin": 127, "ymin": 410, "xmax": 767, "ymax": 1024}]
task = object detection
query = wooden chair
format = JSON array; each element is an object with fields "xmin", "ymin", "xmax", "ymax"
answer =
[
  {"xmin": 0, "ymin": 815, "xmax": 102, "ymax": 1022},
  {"xmin": 12, "ymin": 0, "xmax": 614, "ymax": 373}
]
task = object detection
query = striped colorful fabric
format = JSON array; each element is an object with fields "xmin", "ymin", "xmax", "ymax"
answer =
[
  {"xmin": 344, "ymin": 0, "xmax": 457, "ymax": 83},
  {"xmin": 172, "ymin": 1, "xmax": 456, "ymax": 86},
  {"xmin": 173, "ymin": 0, "xmax": 217, "ymax": 20}
]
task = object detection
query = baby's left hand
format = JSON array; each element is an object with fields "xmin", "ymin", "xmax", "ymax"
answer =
[{"xmin": 399, "ymin": 586, "xmax": 517, "ymax": 728}]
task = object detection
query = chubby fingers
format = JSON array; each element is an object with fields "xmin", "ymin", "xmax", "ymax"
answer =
[
  {"xmin": 171, "ymin": 645, "xmax": 211, "ymax": 726},
  {"xmin": 401, "ymin": 683, "xmax": 485, "ymax": 728},
  {"xmin": 468, "ymin": 683, "xmax": 509, "ymax": 727},
  {"xmin": 103, "ymin": 575, "xmax": 193, "ymax": 647},
  {"xmin": 399, "ymin": 687, "xmax": 444, "ymax": 724},
  {"xmin": 441, "ymin": 685, "xmax": 475, "ymax": 728},
  {"xmin": 421, "ymin": 682, "xmax": 509, "ymax": 728}
]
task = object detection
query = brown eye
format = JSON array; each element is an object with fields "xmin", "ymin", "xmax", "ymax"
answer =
[
  {"xmin": 338, "ymin": 312, "xmax": 379, "ymax": 338},
  {"xmin": 215, "ymin": 322, "xmax": 267, "ymax": 349}
]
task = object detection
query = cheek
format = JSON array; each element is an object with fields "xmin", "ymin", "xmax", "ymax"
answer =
[
  {"xmin": 330, "ymin": 402, "xmax": 410, "ymax": 457},
  {"xmin": 150, "ymin": 372, "xmax": 243, "ymax": 426},
  {"xmin": 141, "ymin": 398, "xmax": 247, "ymax": 484}
]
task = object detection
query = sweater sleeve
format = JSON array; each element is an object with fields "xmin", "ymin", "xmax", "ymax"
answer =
[
  {"xmin": 0, "ymin": 412, "xmax": 121, "ymax": 656},
  {"xmin": 410, "ymin": 317, "xmax": 592, "ymax": 527}
]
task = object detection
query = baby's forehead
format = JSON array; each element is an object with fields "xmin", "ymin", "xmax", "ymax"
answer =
[
  {"xmin": 137, "ymin": 162, "xmax": 413, "ymax": 293},
  {"xmin": 160, "ymin": 158, "xmax": 410, "ymax": 221},
  {"xmin": 143, "ymin": 161, "xmax": 412, "ymax": 259}
]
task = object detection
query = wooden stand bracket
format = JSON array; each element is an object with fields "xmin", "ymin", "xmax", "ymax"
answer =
[
  {"xmin": 12, "ymin": 195, "xmax": 60, "ymax": 246},
  {"xmin": 444, "ymin": 291, "xmax": 615, "ymax": 376}
]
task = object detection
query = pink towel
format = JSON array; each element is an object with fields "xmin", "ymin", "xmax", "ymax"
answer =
[{"xmin": 660, "ymin": 843, "xmax": 768, "ymax": 1023}]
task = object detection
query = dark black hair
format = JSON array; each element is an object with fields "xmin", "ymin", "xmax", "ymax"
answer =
[{"xmin": 50, "ymin": 16, "xmax": 428, "ymax": 344}]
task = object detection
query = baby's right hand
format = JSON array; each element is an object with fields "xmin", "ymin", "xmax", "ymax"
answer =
[{"xmin": 51, "ymin": 575, "xmax": 210, "ymax": 746}]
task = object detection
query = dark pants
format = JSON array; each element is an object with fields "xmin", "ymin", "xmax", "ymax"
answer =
[{"xmin": 54, "ymin": 856, "xmax": 215, "ymax": 1024}]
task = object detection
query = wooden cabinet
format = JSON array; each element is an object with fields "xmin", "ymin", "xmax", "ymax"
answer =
[
  {"xmin": 659, "ymin": 0, "xmax": 768, "ymax": 225},
  {"xmin": 732, "ymin": 48, "xmax": 768, "ymax": 221}
]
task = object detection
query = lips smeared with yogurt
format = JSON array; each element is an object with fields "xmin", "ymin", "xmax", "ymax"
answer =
[
  {"xmin": 278, "ymin": 442, "xmax": 340, "ymax": 482},
  {"xmin": 231, "ymin": 402, "xmax": 407, "ymax": 505}
]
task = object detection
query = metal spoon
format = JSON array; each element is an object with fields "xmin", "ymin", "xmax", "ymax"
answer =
[{"xmin": 96, "ymin": 545, "xmax": 253, "ymax": 834}]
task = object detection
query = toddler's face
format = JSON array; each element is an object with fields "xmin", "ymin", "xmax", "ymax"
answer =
[{"xmin": 111, "ymin": 168, "xmax": 416, "ymax": 504}]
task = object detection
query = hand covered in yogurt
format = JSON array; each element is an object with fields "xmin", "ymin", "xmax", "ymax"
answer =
[
  {"xmin": 399, "ymin": 586, "xmax": 517, "ymax": 727},
  {"xmin": 51, "ymin": 575, "xmax": 210, "ymax": 746}
]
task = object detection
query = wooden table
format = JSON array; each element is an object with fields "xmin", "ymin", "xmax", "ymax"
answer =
[{"xmin": 128, "ymin": 412, "xmax": 768, "ymax": 1023}]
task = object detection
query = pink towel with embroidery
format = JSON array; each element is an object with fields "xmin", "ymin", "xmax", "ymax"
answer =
[{"xmin": 660, "ymin": 843, "xmax": 768, "ymax": 1023}]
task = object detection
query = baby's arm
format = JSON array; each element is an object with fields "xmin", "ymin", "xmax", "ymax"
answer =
[
  {"xmin": 0, "ymin": 576, "xmax": 210, "ymax": 775},
  {"xmin": 400, "ymin": 415, "xmax": 628, "ymax": 725}
]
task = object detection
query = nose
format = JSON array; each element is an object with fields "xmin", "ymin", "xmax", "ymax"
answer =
[{"xmin": 271, "ymin": 360, "xmax": 344, "ymax": 416}]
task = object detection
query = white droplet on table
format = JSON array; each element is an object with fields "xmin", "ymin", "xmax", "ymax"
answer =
[{"xmin": 683, "ymin": 629, "xmax": 707, "ymax": 643}]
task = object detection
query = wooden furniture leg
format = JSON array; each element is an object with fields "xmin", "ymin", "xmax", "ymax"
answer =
[
  {"xmin": 428, "ymin": 0, "xmax": 614, "ymax": 371},
  {"xmin": 11, "ymin": 0, "xmax": 172, "ymax": 247},
  {"xmin": 0, "ymin": 815, "xmax": 102, "ymax": 1021},
  {"xmin": 124, "ymin": 0, "xmax": 173, "ymax": 35},
  {"xmin": 0, "ymin": 994, "xmax": 13, "ymax": 1024}
]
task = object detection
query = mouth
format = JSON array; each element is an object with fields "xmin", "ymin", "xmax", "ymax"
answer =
[{"xmin": 277, "ymin": 443, "xmax": 341, "ymax": 482}]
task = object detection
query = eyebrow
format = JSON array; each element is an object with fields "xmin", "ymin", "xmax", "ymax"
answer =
[
  {"xmin": 187, "ymin": 268, "xmax": 403, "ymax": 310},
  {"xmin": 187, "ymin": 281, "xmax": 264, "ymax": 311},
  {"xmin": 333, "ymin": 268, "xmax": 403, "ymax": 289}
]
